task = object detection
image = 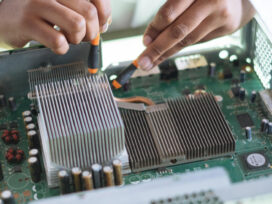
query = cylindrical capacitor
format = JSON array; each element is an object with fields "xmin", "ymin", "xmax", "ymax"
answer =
[
  {"xmin": 72, "ymin": 167, "xmax": 82, "ymax": 192},
  {"xmin": 239, "ymin": 88, "xmax": 246, "ymax": 101},
  {"xmin": 0, "ymin": 162, "xmax": 3, "ymax": 181},
  {"xmin": 22, "ymin": 110, "xmax": 31, "ymax": 118},
  {"xmin": 261, "ymin": 119, "xmax": 269, "ymax": 132},
  {"xmin": 113, "ymin": 160, "xmax": 123, "ymax": 186},
  {"xmin": 30, "ymin": 103, "xmax": 37, "ymax": 115},
  {"xmin": 26, "ymin": 123, "xmax": 36, "ymax": 131},
  {"xmin": 245, "ymin": 127, "xmax": 252, "ymax": 140},
  {"xmin": 7, "ymin": 97, "xmax": 16, "ymax": 111},
  {"xmin": 268, "ymin": 122, "xmax": 272, "ymax": 134},
  {"xmin": 28, "ymin": 157, "xmax": 41, "ymax": 183},
  {"xmin": 240, "ymin": 70, "xmax": 246, "ymax": 83},
  {"xmin": 1, "ymin": 190, "xmax": 15, "ymax": 204},
  {"xmin": 29, "ymin": 149, "xmax": 41, "ymax": 171},
  {"xmin": 24, "ymin": 117, "xmax": 33, "ymax": 125},
  {"xmin": 82, "ymin": 171, "xmax": 93, "ymax": 191},
  {"xmin": 0, "ymin": 95, "xmax": 6, "ymax": 108},
  {"xmin": 103, "ymin": 166, "xmax": 114, "ymax": 187},
  {"xmin": 91, "ymin": 164, "xmax": 103, "ymax": 189},
  {"xmin": 58, "ymin": 170, "xmax": 70, "ymax": 195},
  {"xmin": 251, "ymin": 91, "xmax": 257, "ymax": 103},
  {"xmin": 208, "ymin": 62, "xmax": 216, "ymax": 77},
  {"xmin": 27, "ymin": 130, "xmax": 39, "ymax": 149}
]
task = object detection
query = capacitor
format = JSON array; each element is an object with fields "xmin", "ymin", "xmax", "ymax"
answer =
[
  {"xmin": 0, "ymin": 162, "xmax": 3, "ymax": 181},
  {"xmin": 1, "ymin": 190, "xmax": 15, "ymax": 204},
  {"xmin": 27, "ymin": 130, "xmax": 39, "ymax": 149},
  {"xmin": 26, "ymin": 123, "xmax": 36, "ymax": 131},
  {"xmin": 30, "ymin": 103, "xmax": 37, "ymax": 115},
  {"xmin": 29, "ymin": 149, "xmax": 41, "ymax": 171},
  {"xmin": 82, "ymin": 171, "xmax": 93, "ymax": 191},
  {"xmin": 28, "ymin": 157, "xmax": 41, "ymax": 183},
  {"xmin": 251, "ymin": 91, "xmax": 257, "ymax": 103},
  {"xmin": 58, "ymin": 170, "xmax": 70, "ymax": 195},
  {"xmin": 261, "ymin": 119, "xmax": 269, "ymax": 132},
  {"xmin": 22, "ymin": 110, "xmax": 31, "ymax": 118},
  {"xmin": 91, "ymin": 164, "xmax": 103, "ymax": 189},
  {"xmin": 7, "ymin": 97, "xmax": 16, "ymax": 111},
  {"xmin": 245, "ymin": 127, "xmax": 252, "ymax": 140},
  {"xmin": 240, "ymin": 70, "xmax": 246, "ymax": 83},
  {"xmin": 103, "ymin": 166, "xmax": 114, "ymax": 187},
  {"xmin": 72, "ymin": 167, "xmax": 82, "ymax": 192},
  {"xmin": 0, "ymin": 95, "xmax": 6, "ymax": 108},
  {"xmin": 24, "ymin": 117, "xmax": 33, "ymax": 125},
  {"xmin": 113, "ymin": 159, "xmax": 123, "ymax": 186},
  {"xmin": 268, "ymin": 122, "xmax": 272, "ymax": 134},
  {"xmin": 208, "ymin": 62, "xmax": 216, "ymax": 77},
  {"xmin": 239, "ymin": 88, "xmax": 245, "ymax": 101}
]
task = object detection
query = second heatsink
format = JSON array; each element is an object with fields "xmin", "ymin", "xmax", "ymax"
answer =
[{"xmin": 120, "ymin": 93, "xmax": 235, "ymax": 172}]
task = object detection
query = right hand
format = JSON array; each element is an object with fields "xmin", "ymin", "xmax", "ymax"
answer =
[{"xmin": 0, "ymin": 0, "xmax": 111, "ymax": 54}]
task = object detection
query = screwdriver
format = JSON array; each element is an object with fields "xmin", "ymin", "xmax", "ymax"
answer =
[
  {"xmin": 112, "ymin": 59, "xmax": 139, "ymax": 89},
  {"xmin": 88, "ymin": 33, "xmax": 101, "ymax": 74}
]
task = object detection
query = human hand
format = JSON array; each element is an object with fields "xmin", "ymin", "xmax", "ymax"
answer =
[
  {"xmin": 137, "ymin": 0, "xmax": 255, "ymax": 70},
  {"xmin": 0, "ymin": 0, "xmax": 111, "ymax": 54}
]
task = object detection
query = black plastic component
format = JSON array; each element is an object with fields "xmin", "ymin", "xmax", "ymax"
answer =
[
  {"xmin": 236, "ymin": 113, "xmax": 254, "ymax": 128},
  {"xmin": 7, "ymin": 97, "xmax": 16, "ymax": 111},
  {"xmin": 240, "ymin": 70, "xmax": 246, "ymax": 83},
  {"xmin": 223, "ymin": 69, "xmax": 233, "ymax": 79},
  {"xmin": 12, "ymin": 166, "xmax": 22, "ymax": 173},
  {"xmin": 231, "ymin": 86, "xmax": 241, "ymax": 97},
  {"xmin": 239, "ymin": 88, "xmax": 246, "ymax": 101},
  {"xmin": 251, "ymin": 91, "xmax": 257, "ymax": 103},
  {"xmin": 159, "ymin": 60, "xmax": 178, "ymax": 80},
  {"xmin": 28, "ymin": 157, "xmax": 41, "ymax": 183},
  {"xmin": 0, "ymin": 94, "xmax": 6, "ymax": 108},
  {"xmin": 115, "ymin": 63, "xmax": 138, "ymax": 86},
  {"xmin": 232, "ymin": 79, "xmax": 240, "ymax": 85},
  {"xmin": 88, "ymin": 44, "xmax": 100, "ymax": 72}
]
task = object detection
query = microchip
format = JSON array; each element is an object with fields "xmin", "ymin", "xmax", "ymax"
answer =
[
  {"xmin": 231, "ymin": 86, "xmax": 240, "ymax": 97},
  {"xmin": 240, "ymin": 151, "xmax": 270, "ymax": 171},
  {"xmin": 0, "ymin": 123, "xmax": 7, "ymax": 130},
  {"xmin": 236, "ymin": 113, "xmax": 254, "ymax": 128},
  {"xmin": 10, "ymin": 121, "xmax": 18, "ymax": 128},
  {"xmin": 12, "ymin": 166, "xmax": 22, "ymax": 173}
]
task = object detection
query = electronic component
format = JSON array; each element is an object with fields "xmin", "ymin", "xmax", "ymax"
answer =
[
  {"xmin": 174, "ymin": 54, "xmax": 208, "ymax": 71},
  {"xmin": 0, "ymin": 95, "xmax": 6, "ymax": 108},
  {"xmin": 12, "ymin": 166, "xmax": 22, "ymax": 173},
  {"xmin": 91, "ymin": 164, "xmax": 103, "ymax": 189},
  {"xmin": 120, "ymin": 93, "xmax": 235, "ymax": 172},
  {"xmin": 26, "ymin": 123, "xmax": 36, "ymax": 131},
  {"xmin": 113, "ymin": 159, "xmax": 123, "ymax": 186},
  {"xmin": 28, "ymin": 157, "xmax": 41, "ymax": 183},
  {"xmin": 22, "ymin": 110, "xmax": 31, "ymax": 118},
  {"xmin": 245, "ymin": 127, "xmax": 252, "ymax": 140},
  {"xmin": 82, "ymin": 171, "xmax": 93, "ymax": 191},
  {"xmin": 23, "ymin": 117, "xmax": 33, "ymax": 125},
  {"xmin": 236, "ymin": 113, "xmax": 254, "ymax": 128},
  {"xmin": 103, "ymin": 166, "xmax": 114, "ymax": 187},
  {"xmin": 240, "ymin": 151, "xmax": 270, "ymax": 171},
  {"xmin": 259, "ymin": 90, "xmax": 272, "ymax": 120},
  {"xmin": 27, "ymin": 130, "xmax": 39, "ymax": 149},
  {"xmin": 261, "ymin": 119, "xmax": 269, "ymax": 132},
  {"xmin": 9, "ymin": 122, "xmax": 17, "ymax": 129},
  {"xmin": 159, "ymin": 60, "xmax": 178, "ymax": 81},
  {"xmin": 223, "ymin": 69, "xmax": 233, "ymax": 79},
  {"xmin": 208, "ymin": 62, "xmax": 216, "ymax": 77},
  {"xmin": 1, "ymin": 190, "xmax": 15, "ymax": 204},
  {"xmin": 231, "ymin": 86, "xmax": 240, "ymax": 97},
  {"xmin": 268, "ymin": 122, "xmax": 272, "ymax": 134},
  {"xmin": 1, "ymin": 130, "xmax": 19, "ymax": 145},
  {"xmin": 7, "ymin": 97, "xmax": 16, "ymax": 111},
  {"xmin": 72, "ymin": 167, "xmax": 82, "ymax": 192},
  {"xmin": 0, "ymin": 124, "xmax": 7, "ymax": 130},
  {"xmin": 240, "ymin": 70, "xmax": 246, "ymax": 82},
  {"xmin": 251, "ymin": 91, "xmax": 257, "ymax": 103},
  {"xmin": 0, "ymin": 162, "xmax": 3, "ymax": 181},
  {"xmin": 5, "ymin": 148, "xmax": 24, "ymax": 164},
  {"xmin": 58, "ymin": 170, "xmax": 70, "ymax": 195},
  {"xmin": 239, "ymin": 88, "xmax": 246, "ymax": 101}
]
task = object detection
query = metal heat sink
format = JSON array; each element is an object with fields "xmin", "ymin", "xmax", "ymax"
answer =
[{"xmin": 120, "ymin": 93, "xmax": 235, "ymax": 172}]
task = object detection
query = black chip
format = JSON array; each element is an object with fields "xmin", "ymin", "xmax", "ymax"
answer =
[
  {"xmin": 159, "ymin": 60, "xmax": 178, "ymax": 80},
  {"xmin": 0, "ymin": 123, "xmax": 7, "ymax": 130},
  {"xmin": 182, "ymin": 89, "xmax": 191, "ymax": 96},
  {"xmin": 236, "ymin": 113, "xmax": 254, "ymax": 128},
  {"xmin": 9, "ymin": 121, "xmax": 18, "ymax": 128},
  {"xmin": 240, "ymin": 151, "xmax": 270, "ymax": 171},
  {"xmin": 223, "ymin": 69, "xmax": 233, "ymax": 79},
  {"xmin": 12, "ymin": 166, "xmax": 22, "ymax": 173},
  {"xmin": 231, "ymin": 86, "xmax": 240, "ymax": 97}
]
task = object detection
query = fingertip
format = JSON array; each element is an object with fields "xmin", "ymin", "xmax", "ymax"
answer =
[
  {"xmin": 143, "ymin": 35, "xmax": 152, "ymax": 46},
  {"xmin": 52, "ymin": 43, "xmax": 69, "ymax": 55}
]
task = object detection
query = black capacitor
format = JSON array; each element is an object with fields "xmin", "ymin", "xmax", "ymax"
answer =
[
  {"xmin": 27, "ymin": 130, "xmax": 39, "ymax": 149},
  {"xmin": 7, "ymin": 97, "xmax": 16, "ymax": 111},
  {"xmin": 0, "ymin": 162, "xmax": 3, "ymax": 181},
  {"xmin": 261, "ymin": 119, "xmax": 269, "ymax": 132},
  {"xmin": 1, "ymin": 190, "xmax": 15, "ymax": 204},
  {"xmin": 0, "ymin": 95, "xmax": 6, "ymax": 108},
  {"xmin": 58, "ymin": 170, "xmax": 70, "ymax": 195},
  {"xmin": 239, "ymin": 88, "xmax": 246, "ymax": 101},
  {"xmin": 28, "ymin": 157, "xmax": 41, "ymax": 183},
  {"xmin": 30, "ymin": 104, "xmax": 37, "ymax": 115},
  {"xmin": 208, "ymin": 62, "xmax": 216, "ymax": 77},
  {"xmin": 72, "ymin": 167, "xmax": 82, "ymax": 192},
  {"xmin": 91, "ymin": 164, "xmax": 103, "ymax": 189},
  {"xmin": 251, "ymin": 91, "xmax": 257, "ymax": 103},
  {"xmin": 268, "ymin": 122, "xmax": 272, "ymax": 134},
  {"xmin": 245, "ymin": 127, "xmax": 252, "ymax": 140},
  {"xmin": 240, "ymin": 70, "xmax": 246, "ymax": 83},
  {"xmin": 29, "ymin": 149, "xmax": 41, "ymax": 171}
]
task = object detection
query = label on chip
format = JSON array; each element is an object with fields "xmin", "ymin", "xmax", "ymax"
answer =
[{"xmin": 246, "ymin": 153, "xmax": 266, "ymax": 167}]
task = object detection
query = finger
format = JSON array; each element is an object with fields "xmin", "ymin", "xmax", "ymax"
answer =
[
  {"xmin": 143, "ymin": 0, "xmax": 194, "ymax": 46},
  {"xmin": 91, "ymin": 0, "xmax": 112, "ymax": 32},
  {"xmin": 57, "ymin": 0, "xmax": 99, "ymax": 41},
  {"xmin": 153, "ymin": 16, "xmax": 223, "ymax": 68},
  {"xmin": 25, "ymin": 19, "xmax": 69, "ymax": 55},
  {"xmin": 36, "ymin": 0, "xmax": 86, "ymax": 44},
  {"xmin": 138, "ymin": 0, "xmax": 213, "ymax": 70},
  {"xmin": 199, "ymin": 27, "xmax": 230, "ymax": 43}
]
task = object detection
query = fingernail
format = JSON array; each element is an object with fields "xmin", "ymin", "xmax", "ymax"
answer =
[
  {"xmin": 138, "ymin": 56, "xmax": 153, "ymax": 70},
  {"xmin": 143, "ymin": 35, "xmax": 152, "ymax": 46},
  {"xmin": 102, "ymin": 23, "xmax": 109, "ymax": 33},
  {"xmin": 108, "ymin": 16, "xmax": 112, "ymax": 25}
]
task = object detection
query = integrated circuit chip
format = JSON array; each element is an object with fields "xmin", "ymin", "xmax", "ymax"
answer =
[
  {"xmin": 240, "ymin": 151, "xmax": 270, "ymax": 171},
  {"xmin": 236, "ymin": 113, "xmax": 254, "ymax": 128}
]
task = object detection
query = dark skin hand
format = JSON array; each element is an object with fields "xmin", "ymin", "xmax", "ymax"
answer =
[
  {"xmin": 137, "ymin": 0, "xmax": 256, "ymax": 70},
  {"xmin": 0, "ymin": 0, "xmax": 111, "ymax": 54}
]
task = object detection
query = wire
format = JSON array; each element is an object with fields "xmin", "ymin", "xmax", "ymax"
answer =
[{"xmin": 114, "ymin": 96, "xmax": 155, "ymax": 106}]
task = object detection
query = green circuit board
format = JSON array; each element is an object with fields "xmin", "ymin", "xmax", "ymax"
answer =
[{"xmin": 1, "ymin": 54, "xmax": 272, "ymax": 204}]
